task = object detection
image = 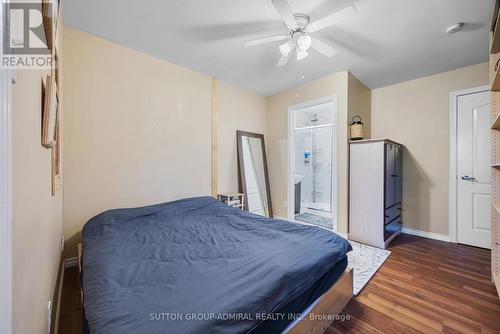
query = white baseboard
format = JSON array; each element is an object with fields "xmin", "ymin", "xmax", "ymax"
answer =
[
  {"xmin": 402, "ymin": 226, "xmax": 451, "ymax": 242},
  {"xmin": 64, "ymin": 257, "xmax": 78, "ymax": 268}
]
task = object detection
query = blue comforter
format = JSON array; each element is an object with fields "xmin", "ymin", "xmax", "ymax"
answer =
[{"xmin": 82, "ymin": 196, "xmax": 351, "ymax": 334}]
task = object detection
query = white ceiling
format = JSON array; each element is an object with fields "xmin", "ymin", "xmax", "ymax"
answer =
[{"xmin": 63, "ymin": 0, "xmax": 493, "ymax": 96}]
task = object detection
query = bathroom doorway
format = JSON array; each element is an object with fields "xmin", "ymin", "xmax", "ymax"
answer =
[{"xmin": 287, "ymin": 97, "xmax": 337, "ymax": 231}]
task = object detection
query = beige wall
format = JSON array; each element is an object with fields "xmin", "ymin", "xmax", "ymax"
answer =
[
  {"xmin": 11, "ymin": 69, "xmax": 64, "ymax": 332},
  {"xmin": 266, "ymin": 72, "xmax": 350, "ymax": 233},
  {"xmin": 63, "ymin": 27, "xmax": 267, "ymax": 257},
  {"xmin": 371, "ymin": 62, "xmax": 489, "ymax": 235},
  {"xmin": 12, "ymin": 70, "xmax": 64, "ymax": 334},
  {"xmin": 63, "ymin": 27, "xmax": 211, "ymax": 256},
  {"xmin": 11, "ymin": 17, "xmax": 64, "ymax": 334},
  {"xmin": 217, "ymin": 81, "xmax": 267, "ymax": 194},
  {"xmin": 348, "ymin": 73, "xmax": 371, "ymax": 139}
]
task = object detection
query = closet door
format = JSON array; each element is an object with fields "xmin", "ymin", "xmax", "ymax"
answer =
[
  {"xmin": 394, "ymin": 145, "xmax": 402, "ymax": 204},
  {"xmin": 385, "ymin": 144, "xmax": 395, "ymax": 208}
]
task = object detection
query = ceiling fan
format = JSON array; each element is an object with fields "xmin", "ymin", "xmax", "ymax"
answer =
[{"xmin": 244, "ymin": 0, "xmax": 357, "ymax": 67}]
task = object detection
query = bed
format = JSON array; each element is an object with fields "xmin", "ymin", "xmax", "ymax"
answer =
[{"xmin": 80, "ymin": 196, "xmax": 352, "ymax": 334}]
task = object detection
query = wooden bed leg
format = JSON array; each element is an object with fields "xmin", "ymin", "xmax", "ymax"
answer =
[{"xmin": 287, "ymin": 268, "xmax": 353, "ymax": 334}]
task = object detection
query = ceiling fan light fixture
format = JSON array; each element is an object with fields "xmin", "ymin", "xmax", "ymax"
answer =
[
  {"xmin": 246, "ymin": 0, "xmax": 353, "ymax": 67},
  {"xmin": 297, "ymin": 49, "xmax": 309, "ymax": 61},
  {"xmin": 279, "ymin": 40, "xmax": 295, "ymax": 58},
  {"xmin": 297, "ymin": 35, "xmax": 312, "ymax": 52}
]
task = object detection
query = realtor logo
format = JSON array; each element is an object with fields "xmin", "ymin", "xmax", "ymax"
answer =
[{"xmin": 2, "ymin": 1, "xmax": 54, "ymax": 69}]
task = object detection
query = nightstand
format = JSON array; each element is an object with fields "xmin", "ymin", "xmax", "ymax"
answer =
[{"xmin": 217, "ymin": 193, "xmax": 245, "ymax": 210}]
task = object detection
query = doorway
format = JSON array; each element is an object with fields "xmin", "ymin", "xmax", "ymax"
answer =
[
  {"xmin": 450, "ymin": 86, "xmax": 491, "ymax": 249},
  {"xmin": 288, "ymin": 97, "xmax": 337, "ymax": 231}
]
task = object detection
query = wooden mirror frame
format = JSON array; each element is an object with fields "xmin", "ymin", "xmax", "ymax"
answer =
[{"xmin": 236, "ymin": 130, "xmax": 273, "ymax": 218}]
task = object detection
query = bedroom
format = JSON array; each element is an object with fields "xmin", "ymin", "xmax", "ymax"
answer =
[{"xmin": 0, "ymin": 0, "xmax": 499, "ymax": 333}]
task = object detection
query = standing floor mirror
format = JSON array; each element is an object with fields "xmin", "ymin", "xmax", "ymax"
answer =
[{"xmin": 237, "ymin": 131, "xmax": 273, "ymax": 218}]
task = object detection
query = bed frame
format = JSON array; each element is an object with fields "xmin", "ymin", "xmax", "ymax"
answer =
[{"xmin": 77, "ymin": 243, "xmax": 352, "ymax": 334}]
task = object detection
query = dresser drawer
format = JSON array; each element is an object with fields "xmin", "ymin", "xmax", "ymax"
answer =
[{"xmin": 385, "ymin": 203, "xmax": 401, "ymax": 223}]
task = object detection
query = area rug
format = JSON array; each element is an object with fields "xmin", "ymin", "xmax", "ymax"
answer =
[{"xmin": 347, "ymin": 241, "xmax": 391, "ymax": 295}]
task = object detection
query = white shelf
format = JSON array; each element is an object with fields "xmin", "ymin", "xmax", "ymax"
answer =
[
  {"xmin": 491, "ymin": 0, "xmax": 500, "ymax": 302},
  {"xmin": 492, "ymin": 113, "xmax": 500, "ymax": 130},
  {"xmin": 492, "ymin": 2, "xmax": 500, "ymax": 54},
  {"xmin": 493, "ymin": 71, "xmax": 500, "ymax": 92},
  {"xmin": 494, "ymin": 275, "xmax": 500, "ymax": 298},
  {"xmin": 493, "ymin": 204, "xmax": 500, "ymax": 215}
]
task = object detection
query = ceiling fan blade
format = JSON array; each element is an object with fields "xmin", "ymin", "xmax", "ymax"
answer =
[
  {"xmin": 277, "ymin": 55, "xmax": 291, "ymax": 67},
  {"xmin": 307, "ymin": 4, "xmax": 357, "ymax": 33},
  {"xmin": 244, "ymin": 34, "xmax": 289, "ymax": 47},
  {"xmin": 271, "ymin": 0, "xmax": 298, "ymax": 29},
  {"xmin": 311, "ymin": 38, "xmax": 338, "ymax": 58}
]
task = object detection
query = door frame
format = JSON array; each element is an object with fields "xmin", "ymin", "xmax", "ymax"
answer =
[
  {"xmin": 287, "ymin": 95, "xmax": 338, "ymax": 231},
  {"xmin": 449, "ymin": 85, "xmax": 490, "ymax": 243},
  {"xmin": 0, "ymin": 1, "xmax": 14, "ymax": 332}
]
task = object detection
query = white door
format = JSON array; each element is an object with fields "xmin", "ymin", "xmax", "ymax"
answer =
[{"xmin": 457, "ymin": 90, "xmax": 491, "ymax": 249}]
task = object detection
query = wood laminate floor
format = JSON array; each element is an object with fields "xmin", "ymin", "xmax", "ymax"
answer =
[
  {"xmin": 329, "ymin": 234, "xmax": 500, "ymax": 334},
  {"xmin": 59, "ymin": 234, "xmax": 500, "ymax": 334}
]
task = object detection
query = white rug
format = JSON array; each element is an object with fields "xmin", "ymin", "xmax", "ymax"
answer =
[{"xmin": 347, "ymin": 241, "xmax": 391, "ymax": 295}]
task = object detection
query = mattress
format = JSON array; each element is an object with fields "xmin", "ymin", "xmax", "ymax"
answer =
[
  {"xmin": 82, "ymin": 196, "xmax": 352, "ymax": 334},
  {"xmin": 251, "ymin": 256, "xmax": 348, "ymax": 333}
]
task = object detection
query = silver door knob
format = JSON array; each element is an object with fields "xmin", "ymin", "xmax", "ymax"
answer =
[{"xmin": 461, "ymin": 175, "xmax": 477, "ymax": 182}]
